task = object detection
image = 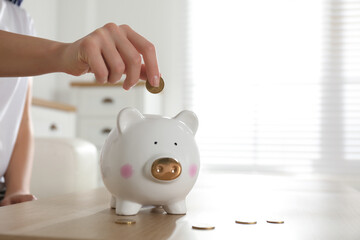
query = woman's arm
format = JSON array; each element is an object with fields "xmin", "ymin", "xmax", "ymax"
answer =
[
  {"xmin": 0, "ymin": 30, "xmax": 65, "ymax": 77},
  {"xmin": 0, "ymin": 23, "xmax": 160, "ymax": 89},
  {"xmin": 0, "ymin": 79, "xmax": 36, "ymax": 206}
]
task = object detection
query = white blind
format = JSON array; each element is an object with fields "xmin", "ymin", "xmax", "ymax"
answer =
[
  {"xmin": 185, "ymin": 0, "xmax": 360, "ymax": 172},
  {"xmin": 333, "ymin": 1, "xmax": 360, "ymax": 162}
]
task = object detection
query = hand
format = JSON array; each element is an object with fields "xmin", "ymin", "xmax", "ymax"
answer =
[
  {"xmin": 62, "ymin": 23, "xmax": 160, "ymax": 90},
  {"xmin": 0, "ymin": 193, "xmax": 37, "ymax": 206}
]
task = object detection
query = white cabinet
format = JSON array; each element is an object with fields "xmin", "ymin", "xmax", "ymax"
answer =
[
  {"xmin": 76, "ymin": 88, "xmax": 138, "ymax": 116},
  {"xmin": 77, "ymin": 118, "xmax": 114, "ymax": 148},
  {"xmin": 31, "ymin": 98, "xmax": 76, "ymax": 138},
  {"xmin": 71, "ymin": 83, "xmax": 145, "ymax": 149}
]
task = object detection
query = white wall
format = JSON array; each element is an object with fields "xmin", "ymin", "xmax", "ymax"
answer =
[
  {"xmin": 21, "ymin": 0, "xmax": 59, "ymax": 100},
  {"xmin": 22, "ymin": 0, "xmax": 188, "ymax": 116}
]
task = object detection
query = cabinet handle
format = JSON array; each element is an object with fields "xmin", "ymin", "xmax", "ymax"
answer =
[
  {"xmin": 50, "ymin": 123, "xmax": 58, "ymax": 131},
  {"xmin": 102, "ymin": 128, "xmax": 112, "ymax": 134},
  {"xmin": 102, "ymin": 97, "xmax": 114, "ymax": 104}
]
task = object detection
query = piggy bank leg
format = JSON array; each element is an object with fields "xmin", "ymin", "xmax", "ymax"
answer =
[
  {"xmin": 116, "ymin": 198, "xmax": 142, "ymax": 216},
  {"xmin": 163, "ymin": 200, "xmax": 187, "ymax": 215},
  {"xmin": 110, "ymin": 195, "xmax": 116, "ymax": 209}
]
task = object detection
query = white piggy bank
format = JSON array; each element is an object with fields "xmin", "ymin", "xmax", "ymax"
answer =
[{"xmin": 100, "ymin": 107, "xmax": 200, "ymax": 215}]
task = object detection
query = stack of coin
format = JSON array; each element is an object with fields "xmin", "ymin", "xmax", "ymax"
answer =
[{"xmin": 146, "ymin": 77, "xmax": 165, "ymax": 94}]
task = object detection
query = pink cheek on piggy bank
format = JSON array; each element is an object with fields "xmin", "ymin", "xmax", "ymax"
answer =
[
  {"xmin": 189, "ymin": 164, "xmax": 198, "ymax": 177},
  {"xmin": 120, "ymin": 164, "xmax": 133, "ymax": 179}
]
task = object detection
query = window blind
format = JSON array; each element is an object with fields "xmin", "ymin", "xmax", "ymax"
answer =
[
  {"xmin": 334, "ymin": 1, "xmax": 360, "ymax": 162},
  {"xmin": 185, "ymin": 0, "xmax": 360, "ymax": 173}
]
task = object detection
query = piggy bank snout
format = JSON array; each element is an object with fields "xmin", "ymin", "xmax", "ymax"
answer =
[{"xmin": 151, "ymin": 158, "xmax": 182, "ymax": 181}]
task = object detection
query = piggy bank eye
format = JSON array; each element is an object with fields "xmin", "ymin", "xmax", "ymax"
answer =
[
  {"xmin": 174, "ymin": 142, "xmax": 178, "ymax": 146},
  {"xmin": 154, "ymin": 141, "xmax": 158, "ymax": 145}
]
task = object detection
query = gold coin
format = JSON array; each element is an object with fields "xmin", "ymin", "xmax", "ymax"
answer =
[
  {"xmin": 266, "ymin": 220, "xmax": 284, "ymax": 224},
  {"xmin": 115, "ymin": 218, "xmax": 136, "ymax": 225},
  {"xmin": 192, "ymin": 224, "xmax": 215, "ymax": 230},
  {"xmin": 235, "ymin": 220, "xmax": 257, "ymax": 225},
  {"xmin": 146, "ymin": 77, "xmax": 164, "ymax": 94}
]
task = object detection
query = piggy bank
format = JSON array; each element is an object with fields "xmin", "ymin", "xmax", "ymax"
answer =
[{"xmin": 100, "ymin": 107, "xmax": 200, "ymax": 215}]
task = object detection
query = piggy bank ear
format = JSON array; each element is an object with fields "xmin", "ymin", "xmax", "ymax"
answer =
[
  {"xmin": 117, "ymin": 107, "xmax": 144, "ymax": 134},
  {"xmin": 174, "ymin": 110, "xmax": 198, "ymax": 135}
]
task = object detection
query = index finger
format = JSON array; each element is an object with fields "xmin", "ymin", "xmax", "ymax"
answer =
[{"xmin": 123, "ymin": 26, "xmax": 160, "ymax": 87}]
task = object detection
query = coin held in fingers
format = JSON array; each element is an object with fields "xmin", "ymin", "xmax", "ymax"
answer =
[{"xmin": 146, "ymin": 77, "xmax": 164, "ymax": 94}]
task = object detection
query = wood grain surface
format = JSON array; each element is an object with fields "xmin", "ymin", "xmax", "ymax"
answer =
[
  {"xmin": 32, "ymin": 98, "xmax": 76, "ymax": 112},
  {"xmin": 1, "ymin": 172, "xmax": 360, "ymax": 240}
]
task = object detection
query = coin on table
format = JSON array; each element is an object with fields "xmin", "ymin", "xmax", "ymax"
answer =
[
  {"xmin": 192, "ymin": 224, "xmax": 215, "ymax": 230},
  {"xmin": 146, "ymin": 77, "xmax": 165, "ymax": 94},
  {"xmin": 266, "ymin": 220, "xmax": 285, "ymax": 224},
  {"xmin": 115, "ymin": 218, "xmax": 136, "ymax": 225},
  {"xmin": 235, "ymin": 220, "xmax": 257, "ymax": 225}
]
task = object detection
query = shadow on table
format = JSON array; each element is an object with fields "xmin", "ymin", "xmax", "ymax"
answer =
[{"xmin": 23, "ymin": 206, "xmax": 185, "ymax": 240}]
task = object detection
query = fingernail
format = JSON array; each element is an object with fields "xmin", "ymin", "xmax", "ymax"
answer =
[
  {"xmin": 123, "ymin": 81, "xmax": 129, "ymax": 90},
  {"xmin": 153, "ymin": 75, "xmax": 159, "ymax": 87},
  {"xmin": 123, "ymin": 81, "xmax": 135, "ymax": 91},
  {"xmin": 97, "ymin": 78, "xmax": 106, "ymax": 84}
]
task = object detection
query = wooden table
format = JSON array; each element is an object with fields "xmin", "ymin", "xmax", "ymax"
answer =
[{"xmin": 1, "ymin": 172, "xmax": 360, "ymax": 240}]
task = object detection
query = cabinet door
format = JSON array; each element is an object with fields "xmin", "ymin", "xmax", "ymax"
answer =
[
  {"xmin": 76, "ymin": 88, "xmax": 143, "ymax": 116},
  {"xmin": 31, "ymin": 107, "xmax": 76, "ymax": 138},
  {"xmin": 77, "ymin": 117, "xmax": 115, "ymax": 148}
]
